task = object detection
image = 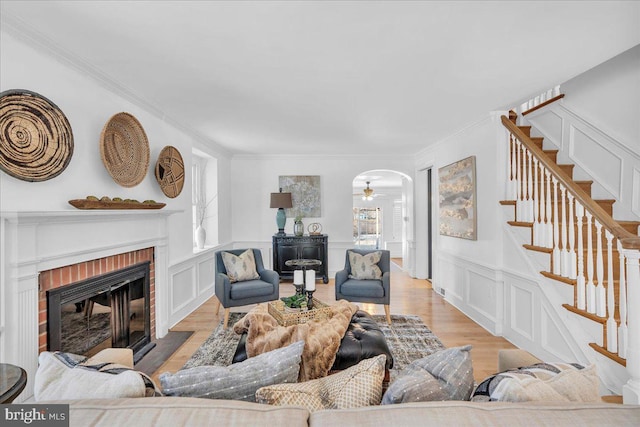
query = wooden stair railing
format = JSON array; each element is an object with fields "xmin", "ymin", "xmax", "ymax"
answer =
[{"xmin": 501, "ymin": 112, "xmax": 640, "ymax": 404}]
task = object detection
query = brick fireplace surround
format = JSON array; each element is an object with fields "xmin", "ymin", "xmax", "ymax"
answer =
[
  {"xmin": 1, "ymin": 210, "xmax": 174, "ymax": 402},
  {"xmin": 38, "ymin": 248, "xmax": 156, "ymax": 354}
]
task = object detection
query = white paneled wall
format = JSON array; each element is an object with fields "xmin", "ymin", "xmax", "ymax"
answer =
[
  {"xmin": 526, "ymin": 104, "xmax": 640, "ymax": 221},
  {"xmin": 167, "ymin": 249, "xmax": 218, "ymax": 329}
]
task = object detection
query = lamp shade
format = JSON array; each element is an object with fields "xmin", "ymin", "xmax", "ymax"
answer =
[{"xmin": 270, "ymin": 191, "xmax": 293, "ymax": 208}]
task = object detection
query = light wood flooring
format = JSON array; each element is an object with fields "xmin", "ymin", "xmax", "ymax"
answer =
[{"xmin": 149, "ymin": 260, "xmax": 516, "ymax": 385}]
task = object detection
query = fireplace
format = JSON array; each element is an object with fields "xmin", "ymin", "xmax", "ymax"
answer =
[
  {"xmin": 44, "ymin": 261, "xmax": 154, "ymax": 361},
  {"xmin": 46, "ymin": 262, "xmax": 154, "ymax": 362}
]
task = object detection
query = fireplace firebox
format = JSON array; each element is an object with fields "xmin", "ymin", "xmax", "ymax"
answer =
[{"xmin": 46, "ymin": 262, "xmax": 155, "ymax": 362}]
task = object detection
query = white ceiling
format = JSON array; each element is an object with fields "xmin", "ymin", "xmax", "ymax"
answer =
[{"xmin": 2, "ymin": 1, "xmax": 639, "ymax": 157}]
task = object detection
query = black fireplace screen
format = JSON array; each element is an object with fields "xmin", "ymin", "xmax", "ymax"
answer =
[{"xmin": 46, "ymin": 262, "xmax": 152, "ymax": 360}]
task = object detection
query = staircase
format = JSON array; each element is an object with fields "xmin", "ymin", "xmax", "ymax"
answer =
[{"xmin": 499, "ymin": 96, "xmax": 640, "ymax": 403}]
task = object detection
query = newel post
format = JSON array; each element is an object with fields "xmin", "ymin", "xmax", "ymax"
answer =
[{"xmin": 623, "ymin": 248, "xmax": 640, "ymax": 404}]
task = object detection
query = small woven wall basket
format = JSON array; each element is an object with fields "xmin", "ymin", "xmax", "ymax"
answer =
[
  {"xmin": 155, "ymin": 145, "xmax": 185, "ymax": 198},
  {"xmin": 100, "ymin": 112, "xmax": 150, "ymax": 187},
  {"xmin": 0, "ymin": 89, "xmax": 74, "ymax": 182}
]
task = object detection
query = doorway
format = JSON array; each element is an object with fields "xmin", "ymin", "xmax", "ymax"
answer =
[{"xmin": 352, "ymin": 170, "xmax": 412, "ymax": 272}]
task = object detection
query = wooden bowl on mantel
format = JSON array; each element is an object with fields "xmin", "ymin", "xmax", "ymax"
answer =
[{"xmin": 68, "ymin": 199, "xmax": 166, "ymax": 210}]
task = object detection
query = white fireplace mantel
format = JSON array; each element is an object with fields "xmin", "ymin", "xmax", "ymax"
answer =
[{"xmin": 0, "ymin": 209, "xmax": 181, "ymax": 401}]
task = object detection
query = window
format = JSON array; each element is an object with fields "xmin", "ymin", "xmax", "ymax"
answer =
[
  {"xmin": 353, "ymin": 207, "xmax": 381, "ymax": 249},
  {"xmin": 192, "ymin": 151, "xmax": 218, "ymax": 249}
]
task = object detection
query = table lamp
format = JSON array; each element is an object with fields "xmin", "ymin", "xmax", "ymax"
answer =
[{"xmin": 270, "ymin": 188, "xmax": 293, "ymax": 235}]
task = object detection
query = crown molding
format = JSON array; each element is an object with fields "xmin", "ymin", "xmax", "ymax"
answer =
[{"xmin": 1, "ymin": 11, "xmax": 232, "ymax": 158}]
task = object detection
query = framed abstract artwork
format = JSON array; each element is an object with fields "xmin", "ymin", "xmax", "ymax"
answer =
[
  {"xmin": 278, "ymin": 175, "xmax": 321, "ymax": 218},
  {"xmin": 438, "ymin": 156, "xmax": 477, "ymax": 240}
]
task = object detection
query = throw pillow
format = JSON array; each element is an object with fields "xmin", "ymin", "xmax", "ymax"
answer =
[
  {"xmin": 348, "ymin": 251, "xmax": 382, "ymax": 280},
  {"xmin": 221, "ymin": 249, "xmax": 260, "ymax": 283},
  {"xmin": 381, "ymin": 345, "xmax": 474, "ymax": 404},
  {"xmin": 471, "ymin": 362, "xmax": 599, "ymax": 402},
  {"xmin": 256, "ymin": 354, "xmax": 386, "ymax": 412},
  {"xmin": 159, "ymin": 340, "xmax": 304, "ymax": 401},
  {"xmin": 34, "ymin": 351, "xmax": 159, "ymax": 401}
]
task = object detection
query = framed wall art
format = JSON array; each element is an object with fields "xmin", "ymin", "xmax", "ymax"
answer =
[
  {"xmin": 438, "ymin": 156, "xmax": 477, "ymax": 240},
  {"xmin": 278, "ymin": 175, "xmax": 321, "ymax": 218}
]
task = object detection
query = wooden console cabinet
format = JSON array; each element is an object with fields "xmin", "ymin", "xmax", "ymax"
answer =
[{"xmin": 272, "ymin": 234, "xmax": 329, "ymax": 283}]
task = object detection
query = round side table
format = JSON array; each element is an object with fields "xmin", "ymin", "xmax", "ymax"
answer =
[{"xmin": 0, "ymin": 363, "xmax": 27, "ymax": 403}]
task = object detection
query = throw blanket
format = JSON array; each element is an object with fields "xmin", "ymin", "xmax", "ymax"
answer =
[
  {"xmin": 34, "ymin": 351, "xmax": 161, "ymax": 401},
  {"xmin": 233, "ymin": 299, "xmax": 359, "ymax": 381}
]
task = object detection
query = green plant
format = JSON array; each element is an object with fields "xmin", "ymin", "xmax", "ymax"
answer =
[{"xmin": 281, "ymin": 294, "xmax": 307, "ymax": 308}]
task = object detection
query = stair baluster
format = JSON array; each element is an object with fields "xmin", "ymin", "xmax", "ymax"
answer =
[
  {"xmin": 595, "ymin": 220, "xmax": 606, "ymax": 318},
  {"xmin": 568, "ymin": 194, "xmax": 577, "ymax": 279},
  {"xmin": 586, "ymin": 211, "xmax": 596, "ymax": 313},
  {"xmin": 545, "ymin": 169, "xmax": 553, "ymax": 248},
  {"xmin": 510, "ymin": 135, "xmax": 516, "ymax": 199},
  {"xmin": 538, "ymin": 161, "xmax": 548, "ymax": 247},
  {"xmin": 606, "ymin": 230, "xmax": 617, "ymax": 353},
  {"xmin": 533, "ymin": 157, "xmax": 540, "ymax": 245},
  {"xmin": 526, "ymin": 150, "xmax": 534, "ymax": 222},
  {"xmin": 576, "ymin": 202, "xmax": 586, "ymax": 310},
  {"xmin": 560, "ymin": 185, "xmax": 569, "ymax": 277},
  {"xmin": 552, "ymin": 177, "xmax": 561, "ymax": 274},
  {"xmin": 515, "ymin": 139, "xmax": 522, "ymax": 221},
  {"xmin": 617, "ymin": 240, "xmax": 628, "ymax": 358}
]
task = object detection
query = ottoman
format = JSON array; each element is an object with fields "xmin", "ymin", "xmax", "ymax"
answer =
[{"xmin": 232, "ymin": 310, "xmax": 393, "ymax": 385}]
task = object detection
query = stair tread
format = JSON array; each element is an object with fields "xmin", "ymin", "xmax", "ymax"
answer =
[
  {"xmin": 523, "ymin": 244, "xmax": 553, "ymax": 254},
  {"xmin": 507, "ymin": 221, "xmax": 532, "ymax": 228},
  {"xmin": 589, "ymin": 343, "xmax": 626, "ymax": 367},
  {"xmin": 563, "ymin": 304, "xmax": 606, "ymax": 324},
  {"xmin": 541, "ymin": 271, "xmax": 576, "ymax": 285}
]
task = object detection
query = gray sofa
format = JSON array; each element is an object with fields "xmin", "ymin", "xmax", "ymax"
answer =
[
  {"xmin": 55, "ymin": 398, "xmax": 640, "ymax": 426},
  {"xmin": 46, "ymin": 349, "xmax": 640, "ymax": 426}
]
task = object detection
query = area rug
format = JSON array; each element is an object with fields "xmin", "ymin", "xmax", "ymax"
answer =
[{"xmin": 183, "ymin": 312, "xmax": 445, "ymax": 377}]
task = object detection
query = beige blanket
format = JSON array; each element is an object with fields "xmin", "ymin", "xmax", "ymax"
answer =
[{"xmin": 233, "ymin": 299, "xmax": 359, "ymax": 381}]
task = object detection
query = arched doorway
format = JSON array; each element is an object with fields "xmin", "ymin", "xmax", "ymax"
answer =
[{"xmin": 352, "ymin": 170, "xmax": 413, "ymax": 272}]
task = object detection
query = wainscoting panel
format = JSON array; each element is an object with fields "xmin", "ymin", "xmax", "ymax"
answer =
[
  {"xmin": 167, "ymin": 248, "xmax": 217, "ymax": 329},
  {"xmin": 171, "ymin": 267, "xmax": 195, "ymax": 314},
  {"xmin": 467, "ymin": 270, "xmax": 497, "ymax": 322},
  {"xmin": 197, "ymin": 257, "xmax": 215, "ymax": 295},
  {"xmin": 436, "ymin": 256, "xmax": 463, "ymax": 301},
  {"xmin": 540, "ymin": 303, "xmax": 574, "ymax": 360},
  {"xmin": 569, "ymin": 125, "xmax": 622, "ymax": 199},
  {"xmin": 509, "ymin": 281, "xmax": 534, "ymax": 341},
  {"xmin": 435, "ymin": 253, "xmax": 498, "ymax": 334}
]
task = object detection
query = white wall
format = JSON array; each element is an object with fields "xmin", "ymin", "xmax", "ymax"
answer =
[
  {"xmin": 524, "ymin": 45, "xmax": 640, "ymax": 221},
  {"xmin": 561, "ymin": 44, "xmax": 640, "ymax": 154},
  {"xmin": 230, "ymin": 155, "xmax": 413, "ymax": 274},
  {"xmin": 414, "ymin": 112, "xmax": 508, "ymax": 332},
  {"xmin": 0, "ymin": 30, "xmax": 232, "ymax": 390},
  {"xmin": 0, "ymin": 30, "xmax": 233, "ymax": 258}
]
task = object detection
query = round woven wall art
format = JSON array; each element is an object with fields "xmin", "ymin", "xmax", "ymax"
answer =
[
  {"xmin": 0, "ymin": 89, "xmax": 74, "ymax": 182},
  {"xmin": 155, "ymin": 145, "xmax": 185, "ymax": 198},
  {"xmin": 100, "ymin": 112, "xmax": 149, "ymax": 187}
]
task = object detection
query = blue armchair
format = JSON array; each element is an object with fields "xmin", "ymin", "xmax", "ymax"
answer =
[
  {"xmin": 215, "ymin": 249, "xmax": 279, "ymax": 328},
  {"xmin": 335, "ymin": 249, "xmax": 391, "ymax": 324}
]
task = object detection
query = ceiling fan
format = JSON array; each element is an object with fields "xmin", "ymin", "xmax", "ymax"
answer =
[{"xmin": 361, "ymin": 181, "xmax": 374, "ymax": 201}]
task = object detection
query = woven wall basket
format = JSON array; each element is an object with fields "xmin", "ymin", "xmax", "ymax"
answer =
[
  {"xmin": 100, "ymin": 112, "xmax": 150, "ymax": 187},
  {"xmin": 155, "ymin": 145, "xmax": 185, "ymax": 198},
  {"xmin": 0, "ymin": 89, "xmax": 74, "ymax": 182}
]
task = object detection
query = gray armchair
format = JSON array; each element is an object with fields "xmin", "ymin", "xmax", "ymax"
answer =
[
  {"xmin": 215, "ymin": 249, "xmax": 279, "ymax": 328},
  {"xmin": 335, "ymin": 249, "xmax": 391, "ymax": 324}
]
